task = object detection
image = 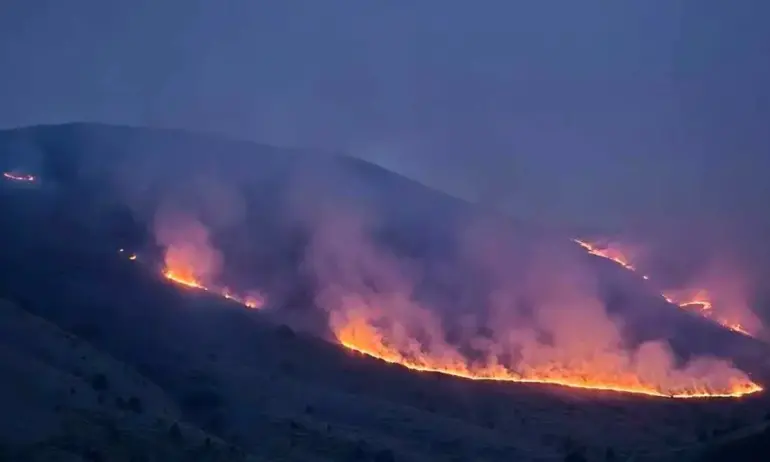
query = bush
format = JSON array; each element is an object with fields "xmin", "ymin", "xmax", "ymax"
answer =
[
  {"xmin": 345, "ymin": 442, "xmax": 366, "ymax": 462},
  {"xmin": 374, "ymin": 448, "xmax": 395, "ymax": 462},
  {"xmin": 82, "ymin": 448, "xmax": 105, "ymax": 462},
  {"xmin": 181, "ymin": 389, "xmax": 224, "ymax": 412},
  {"xmin": 127, "ymin": 396, "xmax": 143, "ymax": 413},
  {"xmin": 168, "ymin": 422, "xmax": 182, "ymax": 441},
  {"xmin": 90, "ymin": 373, "xmax": 109, "ymax": 391},
  {"xmin": 277, "ymin": 324, "xmax": 295, "ymax": 339},
  {"xmin": 564, "ymin": 449, "xmax": 587, "ymax": 462}
]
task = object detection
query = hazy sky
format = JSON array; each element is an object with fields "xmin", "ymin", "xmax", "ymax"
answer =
[{"xmin": 1, "ymin": 0, "xmax": 769, "ymax": 238}]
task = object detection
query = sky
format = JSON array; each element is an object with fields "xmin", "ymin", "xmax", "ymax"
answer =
[{"xmin": 1, "ymin": 0, "xmax": 769, "ymax": 245}]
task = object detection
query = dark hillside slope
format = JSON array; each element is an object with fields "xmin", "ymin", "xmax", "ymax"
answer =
[
  {"xmin": 1, "ymin": 123, "xmax": 769, "ymax": 461},
  {"xmin": 0, "ymin": 123, "xmax": 759, "ymax": 355}
]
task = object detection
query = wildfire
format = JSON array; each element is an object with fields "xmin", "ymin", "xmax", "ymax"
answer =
[
  {"xmin": 573, "ymin": 239, "xmax": 640, "ymax": 274},
  {"xmin": 663, "ymin": 290, "xmax": 753, "ymax": 337},
  {"xmin": 336, "ymin": 319, "xmax": 762, "ymax": 399},
  {"xmin": 3, "ymin": 172, "xmax": 36, "ymax": 182},
  {"xmin": 162, "ymin": 268, "xmax": 264, "ymax": 309},
  {"xmin": 573, "ymin": 239, "xmax": 757, "ymax": 338},
  {"xmin": 163, "ymin": 269, "xmax": 265, "ymax": 309},
  {"xmin": 118, "ymin": 248, "xmax": 138, "ymax": 261},
  {"xmin": 317, "ymin": 228, "xmax": 764, "ymax": 400},
  {"xmin": 148, "ymin": 214, "xmax": 762, "ymax": 399}
]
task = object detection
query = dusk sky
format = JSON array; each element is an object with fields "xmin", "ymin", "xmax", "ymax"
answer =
[{"xmin": 1, "ymin": 1, "xmax": 768, "ymax": 241}]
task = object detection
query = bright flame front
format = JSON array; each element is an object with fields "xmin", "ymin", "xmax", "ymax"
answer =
[
  {"xmin": 150, "ymin": 220, "xmax": 763, "ymax": 399},
  {"xmin": 334, "ymin": 312, "xmax": 762, "ymax": 399}
]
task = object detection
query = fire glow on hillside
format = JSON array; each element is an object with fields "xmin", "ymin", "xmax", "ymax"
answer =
[
  {"xmin": 3, "ymin": 172, "xmax": 36, "ymax": 182},
  {"xmin": 154, "ymin": 215, "xmax": 265, "ymax": 310},
  {"xmin": 162, "ymin": 267, "xmax": 265, "ymax": 309},
  {"xmin": 152, "ymin": 212, "xmax": 763, "ymax": 399},
  {"xmin": 573, "ymin": 239, "xmax": 759, "ymax": 338}
]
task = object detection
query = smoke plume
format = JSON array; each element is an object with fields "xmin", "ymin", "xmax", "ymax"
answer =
[{"xmin": 301, "ymin": 201, "xmax": 758, "ymax": 396}]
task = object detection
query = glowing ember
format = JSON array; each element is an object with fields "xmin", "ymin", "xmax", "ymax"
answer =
[
  {"xmin": 3, "ymin": 172, "xmax": 36, "ymax": 182},
  {"xmin": 119, "ymin": 249, "xmax": 138, "ymax": 261},
  {"xmin": 574, "ymin": 238, "xmax": 758, "ymax": 338}
]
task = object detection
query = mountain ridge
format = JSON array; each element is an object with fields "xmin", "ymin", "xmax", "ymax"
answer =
[{"xmin": 2, "ymin": 122, "xmax": 769, "ymax": 461}]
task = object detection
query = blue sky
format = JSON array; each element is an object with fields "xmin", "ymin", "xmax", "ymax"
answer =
[{"xmin": 1, "ymin": 1, "xmax": 768, "ymax": 243}]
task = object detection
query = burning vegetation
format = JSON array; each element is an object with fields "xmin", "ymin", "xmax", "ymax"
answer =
[
  {"xmin": 304, "ymin": 213, "xmax": 762, "ymax": 399},
  {"xmin": 3, "ymin": 172, "xmax": 36, "ymax": 182},
  {"xmin": 162, "ymin": 266, "xmax": 265, "ymax": 309},
  {"xmin": 146, "ymin": 208, "xmax": 762, "ymax": 399},
  {"xmin": 663, "ymin": 289, "xmax": 754, "ymax": 337},
  {"xmin": 154, "ymin": 213, "xmax": 265, "ymax": 310},
  {"xmin": 574, "ymin": 239, "xmax": 762, "ymax": 338}
]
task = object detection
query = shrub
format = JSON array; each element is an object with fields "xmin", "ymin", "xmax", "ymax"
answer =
[
  {"xmin": 374, "ymin": 448, "xmax": 395, "ymax": 462},
  {"xmin": 82, "ymin": 448, "xmax": 105, "ymax": 462},
  {"xmin": 168, "ymin": 422, "xmax": 182, "ymax": 441},
  {"xmin": 277, "ymin": 324, "xmax": 295, "ymax": 339},
  {"xmin": 564, "ymin": 450, "xmax": 587, "ymax": 462},
  {"xmin": 127, "ymin": 396, "xmax": 143, "ymax": 413},
  {"xmin": 181, "ymin": 389, "xmax": 223, "ymax": 412},
  {"xmin": 345, "ymin": 442, "xmax": 366, "ymax": 462},
  {"xmin": 90, "ymin": 373, "xmax": 109, "ymax": 391}
]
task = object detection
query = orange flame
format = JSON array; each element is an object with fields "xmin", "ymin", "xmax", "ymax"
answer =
[
  {"xmin": 3, "ymin": 172, "xmax": 36, "ymax": 182},
  {"xmin": 306, "ymin": 216, "xmax": 763, "ymax": 400},
  {"xmin": 572, "ymin": 239, "xmax": 640, "ymax": 274},
  {"xmin": 340, "ymin": 340, "xmax": 760, "ymax": 398},
  {"xmin": 158, "ymin": 239, "xmax": 265, "ymax": 310},
  {"xmin": 663, "ymin": 289, "xmax": 753, "ymax": 337},
  {"xmin": 152, "ymin": 213, "xmax": 265, "ymax": 309},
  {"xmin": 334, "ymin": 307, "xmax": 761, "ymax": 398},
  {"xmin": 150, "ymin": 215, "xmax": 761, "ymax": 399},
  {"xmin": 574, "ymin": 239, "xmax": 758, "ymax": 338},
  {"xmin": 162, "ymin": 267, "xmax": 265, "ymax": 309}
]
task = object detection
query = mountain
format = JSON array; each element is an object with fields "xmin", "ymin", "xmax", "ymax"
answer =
[
  {"xmin": 0, "ymin": 299, "xmax": 265, "ymax": 461},
  {"xmin": 1, "ymin": 123, "xmax": 768, "ymax": 461}
]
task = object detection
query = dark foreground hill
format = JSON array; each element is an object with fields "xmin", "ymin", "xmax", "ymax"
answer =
[{"xmin": 1, "ymin": 123, "xmax": 769, "ymax": 461}]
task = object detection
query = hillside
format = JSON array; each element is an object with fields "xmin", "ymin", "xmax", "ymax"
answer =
[
  {"xmin": 0, "ymin": 300, "xmax": 265, "ymax": 461},
  {"xmin": 1, "ymin": 123, "xmax": 769, "ymax": 461},
  {"xmin": 690, "ymin": 423, "xmax": 770, "ymax": 462}
]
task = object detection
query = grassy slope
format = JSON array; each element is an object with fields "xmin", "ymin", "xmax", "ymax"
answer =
[
  {"xmin": 0, "ymin": 300, "xmax": 265, "ymax": 461},
  {"xmin": 2, "ymin": 290, "xmax": 768, "ymax": 462},
  {"xmin": 684, "ymin": 422, "xmax": 770, "ymax": 462},
  {"xmin": 1, "ymin": 123, "xmax": 770, "ymax": 461}
]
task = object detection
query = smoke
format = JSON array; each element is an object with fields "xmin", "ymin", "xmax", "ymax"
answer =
[
  {"xmin": 114, "ymin": 127, "xmax": 757, "ymax": 395},
  {"xmin": 154, "ymin": 206, "xmax": 223, "ymax": 286},
  {"xmin": 664, "ymin": 257, "xmax": 764, "ymax": 339},
  {"xmin": 300, "ymin": 199, "xmax": 756, "ymax": 395}
]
